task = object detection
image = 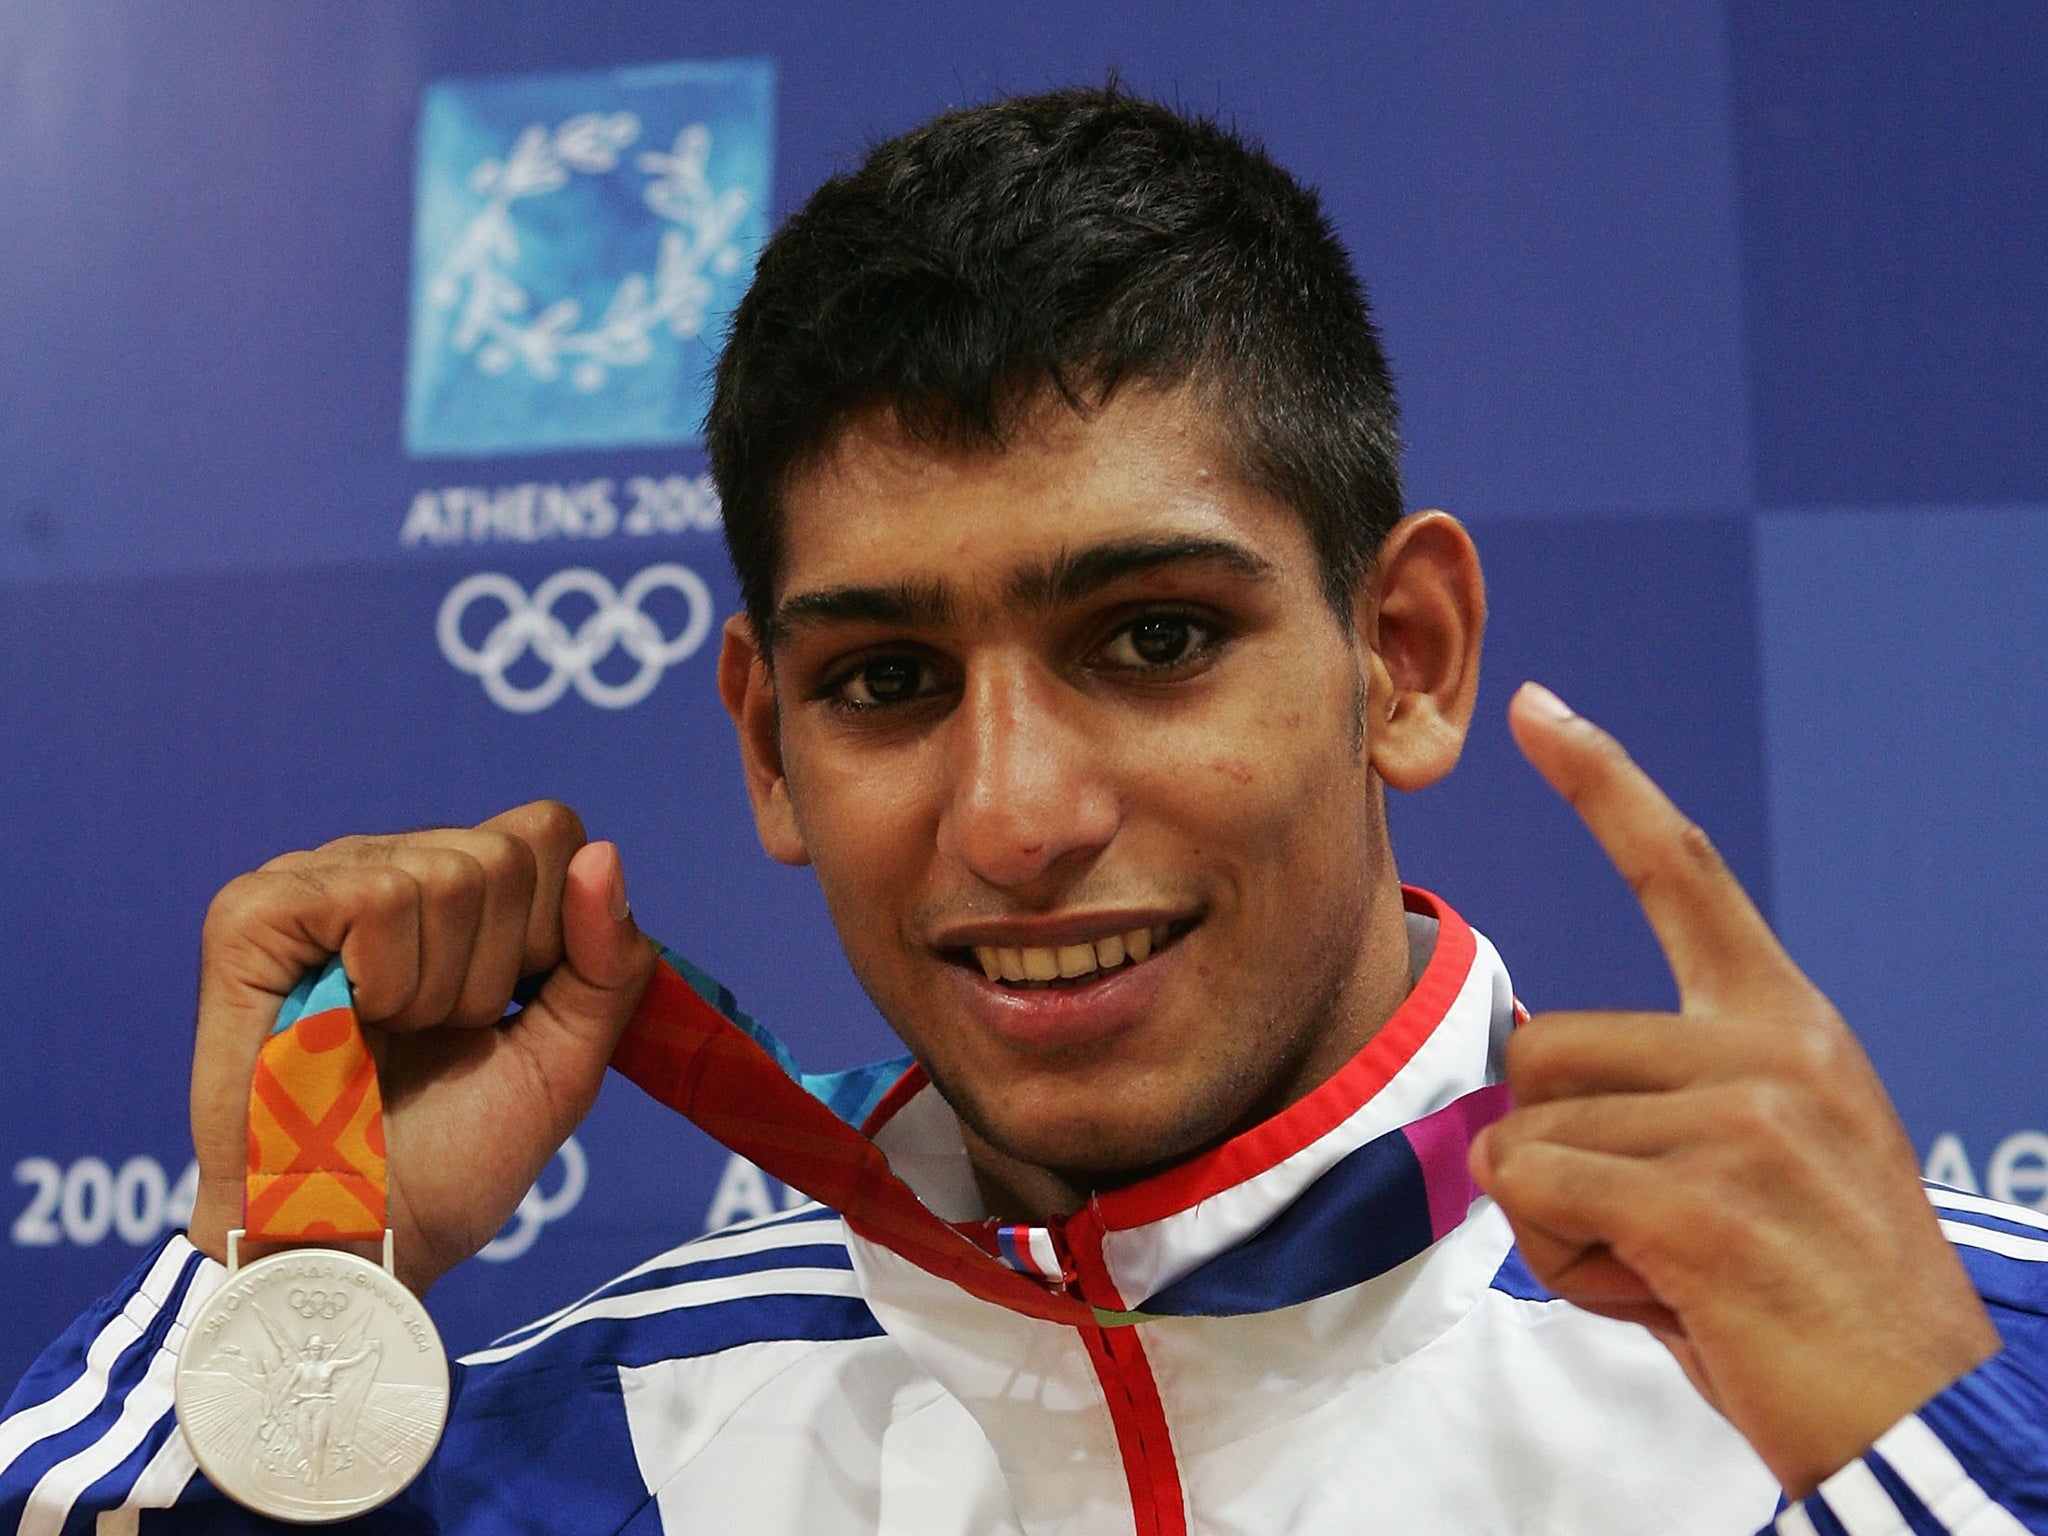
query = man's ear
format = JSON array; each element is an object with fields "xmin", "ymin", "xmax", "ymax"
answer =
[
  {"xmin": 717, "ymin": 614, "xmax": 812, "ymax": 866},
  {"xmin": 1360, "ymin": 510, "xmax": 1486, "ymax": 792}
]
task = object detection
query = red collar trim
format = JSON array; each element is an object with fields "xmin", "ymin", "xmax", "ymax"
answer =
[{"xmin": 1086, "ymin": 886, "xmax": 1475, "ymax": 1230}]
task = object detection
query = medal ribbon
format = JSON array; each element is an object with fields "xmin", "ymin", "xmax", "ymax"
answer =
[
  {"xmin": 240, "ymin": 950, "xmax": 1041, "ymax": 1306},
  {"xmin": 614, "ymin": 957, "xmax": 1099, "ymax": 1324},
  {"xmin": 244, "ymin": 960, "xmax": 386, "ymax": 1243}
]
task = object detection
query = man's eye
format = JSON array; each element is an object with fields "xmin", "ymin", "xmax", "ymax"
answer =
[
  {"xmin": 1099, "ymin": 613, "xmax": 1214, "ymax": 671},
  {"xmin": 831, "ymin": 654, "xmax": 937, "ymax": 709}
]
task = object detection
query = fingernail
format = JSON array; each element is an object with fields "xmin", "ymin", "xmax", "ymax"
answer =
[
  {"xmin": 1518, "ymin": 681, "xmax": 1575, "ymax": 722},
  {"xmin": 1466, "ymin": 1126, "xmax": 1494, "ymax": 1182},
  {"xmin": 604, "ymin": 843, "xmax": 631, "ymax": 923}
]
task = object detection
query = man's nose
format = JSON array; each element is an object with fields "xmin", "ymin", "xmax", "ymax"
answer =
[{"xmin": 934, "ymin": 659, "xmax": 1119, "ymax": 890}]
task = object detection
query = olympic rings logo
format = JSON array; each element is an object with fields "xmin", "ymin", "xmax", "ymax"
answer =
[
  {"xmin": 437, "ymin": 565, "xmax": 714, "ymax": 714},
  {"xmin": 288, "ymin": 1288, "xmax": 351, "ymax": 1321}
]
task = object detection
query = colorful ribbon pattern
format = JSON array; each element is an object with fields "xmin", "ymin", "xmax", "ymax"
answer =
[{"xmin": 244, "ymin": 959, "xmax": 387, "ymax": 1243}]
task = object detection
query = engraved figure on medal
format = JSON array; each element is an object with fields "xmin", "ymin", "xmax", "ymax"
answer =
[{"xmin": 176, "ymin": 1248, "xmax": 448, "ymax": 1522}]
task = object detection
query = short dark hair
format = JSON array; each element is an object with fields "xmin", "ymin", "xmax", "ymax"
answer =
[{"xmin": 707, "ymin": 85, "xmax": 1404, "ymax": 642}]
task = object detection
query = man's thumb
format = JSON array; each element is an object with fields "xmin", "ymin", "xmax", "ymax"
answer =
[{"xmin": 541, "ymin": 840, "xmax": 656, "ymax": 1042}]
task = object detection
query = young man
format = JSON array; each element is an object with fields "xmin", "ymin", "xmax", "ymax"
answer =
[{"xmin": 6, "ymin": 88, "xmax": 2045, "ymax": 1535}]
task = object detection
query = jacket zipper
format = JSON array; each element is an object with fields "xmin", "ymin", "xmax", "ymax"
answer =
[{"xmin": 1060, "ymin": 1222, "xmax": 1189, "ymax": 1536}]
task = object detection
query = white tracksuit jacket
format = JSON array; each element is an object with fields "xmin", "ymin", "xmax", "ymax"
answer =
[{"xmin": 5, "ymin": 892, "xmax": 2046, "ymax": 1535}]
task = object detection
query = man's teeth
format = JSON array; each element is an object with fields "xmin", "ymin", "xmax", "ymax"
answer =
[{"xmin": 973, "ymin": 925, "xmax": 1167, "ymax": 984}]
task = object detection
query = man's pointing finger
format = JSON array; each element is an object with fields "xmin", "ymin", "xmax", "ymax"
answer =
[{"xmin": 1507, "ymin": 682, "xmax": 1797, "ymax": 1011}]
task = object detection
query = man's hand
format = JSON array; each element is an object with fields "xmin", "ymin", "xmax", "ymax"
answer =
[
  {"xmin": 186, "ymin": 802, "xmax": 656, "ymax": 1295},
  {"xmin": 1469, "ymin": 683, "xmax": 2000, "ymax": 1498}
]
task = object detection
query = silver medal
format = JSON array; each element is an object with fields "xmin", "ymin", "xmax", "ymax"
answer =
[{"xmin": 174, "ymin": 1233, "xmax": 449, "ymax": 1522}]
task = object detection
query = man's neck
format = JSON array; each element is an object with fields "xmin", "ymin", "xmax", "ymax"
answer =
[{"xmin": 959, "ymin": 1120, "xmax": 1253, "ymax": 1224}]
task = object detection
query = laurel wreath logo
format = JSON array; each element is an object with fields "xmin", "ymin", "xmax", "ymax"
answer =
[{"xmin": 424, "ymin": 112, "xmax": 751, "ymax": 394}]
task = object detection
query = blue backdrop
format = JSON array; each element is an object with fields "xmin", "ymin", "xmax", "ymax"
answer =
[{"xmin": 2, "ymin": 1, "xmax": 2043, "ymax": 1384}]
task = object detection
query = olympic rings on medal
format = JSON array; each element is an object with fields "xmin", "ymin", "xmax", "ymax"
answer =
[
  {"xmin": 288, "ymin": 1287, "xmax": 351, "ymax": 1321},
  {"xmin": 437, "ymin": 564, "xmax": 714, "ymax": 713}
]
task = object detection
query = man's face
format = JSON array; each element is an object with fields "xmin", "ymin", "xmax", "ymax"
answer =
[{"xmin": 746, "ymin": 387, "xmax": 1416, "ymax": 1192}]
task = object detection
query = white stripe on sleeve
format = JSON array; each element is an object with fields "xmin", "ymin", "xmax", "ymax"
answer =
[
  {"xmin": 0, "ymin": 1244, "xmax": 205, "ymax": 1481},
  {"xmin": 1929, "ymin": 1189, "xmax": 2048, "ymax": 1236},
  {"xmin": 1774, "ymin": 1499, "xmax": 1824, "ymax": 1536},
  {"xmin": 1873, "ymin": 1415, "xmax": 2029, "ymax": 1536},
  {"xmin": 1939, "ymin": 1220, "xmax": 2048, "ymax": 1265},
  {"xmin": 486, "ymin": 1211, "xmax": 845, "ymax": 1349},
  {"xmin": 16, "ymin": 1266, "xmax": 215, "ymax": 1536},
  {"xmin": 1808, "ymin": 1457, "xmax": 1915, "ymax": 1536},
  {"xmin": 113, "ymin": 1415, "xmax": 198, "ymax": 1514},
  {"xmin": 461, "ymin": 1267, "xmax": 864, "ymax": 1366}
]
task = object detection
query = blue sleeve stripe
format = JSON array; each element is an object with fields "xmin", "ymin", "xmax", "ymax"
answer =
[
  {"xmin": 481, "ymin": 1206, "xmax": 845, "ymax": 1349},
  {"xmin": 117, "ymin": 1419, "xmax": 202, "ymax": 1516},
  {"xmin": 1939, "ymin": 1220, "xmax": 2048, "ymax": 1267},
  {"xmin": 1869, "ymin": 1415, "xmax": 2032, "ymax": 1535},
  {"xmin": 479, "ymin": 1245, "xmax": 853, "ymax": 1353},
  {"xmin": 1787, "ymin": 1492, "xmax": 1853, "ymax": 1536},
  {"xmin": 545, "ymin": 1244, "xmax": 851, "ymax": 1303},
  {"xmin": 460, "ymin": 1266, "xmax": 865, "ymax": 1367},
  {"xmin": 1802, "ymin": 1455, "xmax": 1944, "ymax": 1536},
  {"xmin": 72, "ymin": 1402, "xmax": 198, "ymax": 1533},
  {"xmin": 1865, "ymin": 1449, "xmax": 1963, "ymax": 1536},
  {"xmin": 5, "ymin": 1257, "xmax": 208, "ymax": 1510},
  {"xmin": 464, "ymin": 1295, "xmax": 887, "ymax": 1389},
  {"xmin": 1775, "ymin": 1413, "xmax": 2041, "ymax": 1536},
  {"xmin": 1930, "ymin": 1188, "xmax": 2048, "ymax": 1238},
  {"xmin": 12, "ymin": 1251, "xmax": 219, "ymax": 1536},
  {"xmin": 0, "ymin": 1241, "xmax": 199, "ymax": 1481}
]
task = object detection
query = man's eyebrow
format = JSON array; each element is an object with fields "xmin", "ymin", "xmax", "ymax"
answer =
[
  {"xmin": 766, "ymin": 536, "xmax": 1273, "ymax": 649},
  {"xmin": 768, "ymin": 577, "xmax": 956, "ymax": 646},
  {"xmin": 1008, "ymin": 535, "xmax": 1277, "ymax": 609}
]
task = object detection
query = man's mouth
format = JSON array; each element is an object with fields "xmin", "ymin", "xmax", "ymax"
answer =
[{"xmin": 966, "ymin": 922, "xmax": 1181, "ymax": 989}]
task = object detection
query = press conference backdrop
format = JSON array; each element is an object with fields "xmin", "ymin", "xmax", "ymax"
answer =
[{"xmin": 2, "ymin": 2, "xmax": 2043, "ymax": 1382}]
